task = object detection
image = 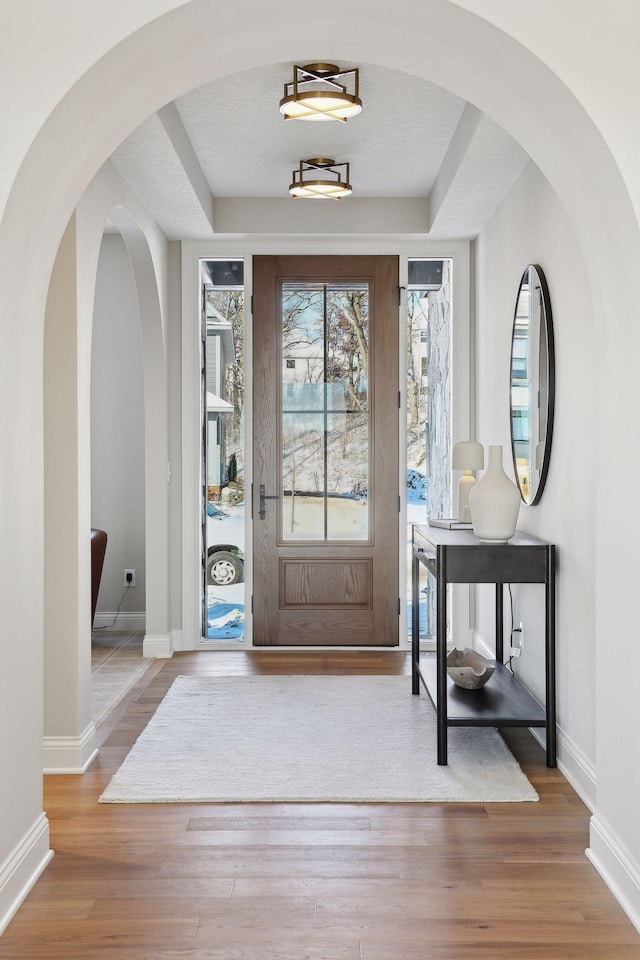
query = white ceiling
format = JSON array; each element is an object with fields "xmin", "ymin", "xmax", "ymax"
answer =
[{"xmin": 109, "ymin": 61, "xmax": 529, "ymax": 240}]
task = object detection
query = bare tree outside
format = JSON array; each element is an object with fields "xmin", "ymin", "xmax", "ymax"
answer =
[{"xmin": 280, "ymin": 283, "xmax": 369, "ymax": 540}]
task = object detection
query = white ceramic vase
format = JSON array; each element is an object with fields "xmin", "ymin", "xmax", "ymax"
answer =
[{"xmin": 469, "ymin": 445, "xmax": 521, "ymax": 542}]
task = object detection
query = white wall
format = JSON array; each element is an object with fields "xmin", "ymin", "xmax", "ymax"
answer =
[
  {"xmin": 42, "ymin": 213, "xmax": 98, "ymax": 775},
  {"xmin": 474, "ymin": 160, "xmax": 597, "ymax": 802},
  {"xmin": 167, "ymin": 241, "xmax": 184, "ymax": 645},
  {"xmin": 91, "ymin": 234, "xmax": 146, "ymax": 623}
]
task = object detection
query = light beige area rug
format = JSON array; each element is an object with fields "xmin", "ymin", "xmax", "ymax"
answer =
[{"xmin": 100, "ymin": 674, "xmax": 538, "ymax": 804}]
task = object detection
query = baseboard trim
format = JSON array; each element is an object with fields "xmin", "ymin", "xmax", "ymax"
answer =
[
  {"xmin": 0, "ymin": 813, "xmax": 53, "ymax": 936},
  {"xmin": 43, "ymin": 721, "xmax": 98, "ymax": 774},
  {"xmin": 472, "ymin": 631, "xmax": 597, "ymax": 811},
  {"xmin": 93, "ymin": 612, "xmax": 146, "ymax": 631},
  {"xmin": 143, "ymin": 633, "xmax": 174, "ymax": 659},
  {"xmin": 530, "ymin": 725, "xmax": 597, "ymax": 810},
  {"xmin": 588, "ymin": 813, "xmax": 640, "ymax": 935}
]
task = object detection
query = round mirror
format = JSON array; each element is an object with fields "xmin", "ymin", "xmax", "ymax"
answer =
[{"xmin": 509, "ymin": 264, "xmax": 555, "ymax": 505}]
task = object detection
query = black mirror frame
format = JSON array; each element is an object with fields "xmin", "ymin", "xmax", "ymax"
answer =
[{"xmin": 509, "ymin": 264, "xmax": 555, "ymax": 506}]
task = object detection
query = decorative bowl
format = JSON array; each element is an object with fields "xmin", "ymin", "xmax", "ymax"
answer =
[{"xmin": 446, "ymin": 647, "xmax": 495, "ymax": 689}]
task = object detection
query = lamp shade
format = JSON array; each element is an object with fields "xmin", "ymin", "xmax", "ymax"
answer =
[
  {"xmin": 452, "ymin": 440, "xmax": 484, "ymax": 470},
  {"xmin": 453, "ymin": 441, "xmax": 484, "ymax": 523}
]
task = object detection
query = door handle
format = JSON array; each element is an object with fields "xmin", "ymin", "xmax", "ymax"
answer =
[{"xmin": 258, "ymin": 483, "xmax": 279, "ymax": 519}]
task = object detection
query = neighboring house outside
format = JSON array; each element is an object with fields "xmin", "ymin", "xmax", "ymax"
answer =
[{"xmin": 205, "ymin": 298, "xmax": 235, "ymax": 496}]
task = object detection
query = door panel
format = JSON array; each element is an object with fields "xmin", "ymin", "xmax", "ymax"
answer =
[
  {"xmin": 280, "ymin": 559, "xmax": 373, "ymax": 607},
  {"xmin": 253, "ymin": 255, "xmax": 399, "ymax": 646}
]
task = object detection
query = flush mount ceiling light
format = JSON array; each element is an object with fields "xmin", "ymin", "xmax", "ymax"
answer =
[
  {"xmin": 279, "ymin": 63, "xmax": 362, "ymax": 122},
  {"xmin": 289, "ymin": 158, "xmax": 352, "ymax": 200}
]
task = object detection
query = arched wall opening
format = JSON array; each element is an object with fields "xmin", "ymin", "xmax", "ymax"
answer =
[
  {"xmin": 108, "ymin": 204, "xmax": 171, "ymax": 658},
  {"xmin": 41, "ymin": 174, "xmax": 171, "ymax": 775},
  {"xmin": 91, "ymin": 230, "xmax": 146, "ymax": 636},
  {"xmin": 2, "ymin": 0, "xmax": 640, "ymax": 932}
]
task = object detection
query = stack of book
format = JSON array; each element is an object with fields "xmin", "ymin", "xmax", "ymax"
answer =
[{"xmin": 428, "ymin": 519, "xmax": 473, "ymax": 530}]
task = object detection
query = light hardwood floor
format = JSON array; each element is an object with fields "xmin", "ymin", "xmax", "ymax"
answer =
[{"xmin": 3, "ymin": 650, "xmax": 640, "ymax": 959}]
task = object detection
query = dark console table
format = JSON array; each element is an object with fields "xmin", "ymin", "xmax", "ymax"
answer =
[{"xmin": 411, "ymin": 524, "xmax": 556, "ymax": 766}]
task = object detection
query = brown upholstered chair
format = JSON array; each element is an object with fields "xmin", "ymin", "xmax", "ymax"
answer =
[{"xmin": 90, "ymin": 528, "xmax": 108, "ymax": 626}]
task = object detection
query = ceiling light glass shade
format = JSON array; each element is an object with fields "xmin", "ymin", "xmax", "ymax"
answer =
[
  {"xmin": 289, "ymin": 158, "xmax": 352, "ymax": 200},
  {"xmin": 280, "ymin": 63, "xmax": 362, "ymax": 122}
]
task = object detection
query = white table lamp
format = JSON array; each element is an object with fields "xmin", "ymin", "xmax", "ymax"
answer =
[{"xmin": 452, "ymin": 440, "xmax": 484, "ymax": 522}]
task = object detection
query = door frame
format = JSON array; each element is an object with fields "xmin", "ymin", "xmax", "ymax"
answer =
[
  {"xmin": 180, "ymin": 239, "xmax": 472, "ymax": 651},
  {"xmin": 252, "ymin": 254, "xmax": 400, "ymax": 647}
]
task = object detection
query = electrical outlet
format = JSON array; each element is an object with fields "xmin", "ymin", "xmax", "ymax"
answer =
[
  {"xmin": 124, "ymin": 569, "xmax": 136, "ymax": 587},
  {"xmin": 510, "ymin": 621, "xmax": 525, "ymax": 659}
]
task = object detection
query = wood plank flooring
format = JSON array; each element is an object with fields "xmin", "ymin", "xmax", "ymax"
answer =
[{"xmin": 2, "ymin": 649, "xmax": 640, "ymax": 959}]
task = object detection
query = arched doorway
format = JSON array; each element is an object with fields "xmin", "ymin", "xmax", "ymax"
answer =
[
  {"xmin": 2, "ymin": 0, "xmax": 639, "ymax": 929},
  {"xmin": 42, "ymin": 181, "xmax": 170, "ymax": 773}
]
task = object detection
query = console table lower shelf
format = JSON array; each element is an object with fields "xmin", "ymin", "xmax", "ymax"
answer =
[{"xmin": 416, "ymin": 656, "xmax": 546, "ymax": 728}]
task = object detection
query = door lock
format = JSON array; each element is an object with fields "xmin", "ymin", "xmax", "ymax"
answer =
[{"xmin": 258, "ymin": 483, "xmax": 279, "ymax": 519}]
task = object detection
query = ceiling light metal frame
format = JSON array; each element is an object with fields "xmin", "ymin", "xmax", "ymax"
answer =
[
  {"xmin": 289, "ymin": 157, "xmax": 352, "ymax": 200},
  {"xmin": 279, "ymin": 62, "xmax": 362, "ymax": 122}
]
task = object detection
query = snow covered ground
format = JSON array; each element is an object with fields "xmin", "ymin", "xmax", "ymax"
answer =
[
  {"xmin": 206, "ymin": 582, "xmax": 245, "ymax": 640},
  {"xmin": 204, "ymin": 469, "xmax": 430, "ymax": 642},
  {"xmin": 282, "ymin": 495, "xmax": 368, "ymax": 540},
  {"xmin": 407, "ymin": 471, "xmax": 429, "ymax": 638},
  {"xmin": 206, "ymin": 502, "xmax": 246, "ymax": 641}
]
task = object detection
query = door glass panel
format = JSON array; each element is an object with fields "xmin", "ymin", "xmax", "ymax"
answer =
[
  {"xmin": 326, "ymin": 290, "xmax": 369, "ymax": 411},
  {"xmin": 281, "ymin": 282, "xmax": 369, "ymax": 542},
  {"xmin": 282, "ymin": 413, "xmax": 325, "ymax": 540},
  {"xmin": 326, "ymin": 412, "xmax": 368, "ymax": 539},
  {"xmin": 201, "ymin": 259, "xmax": 246, "ymax": 642}
]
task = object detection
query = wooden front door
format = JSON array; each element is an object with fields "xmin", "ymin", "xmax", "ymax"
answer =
[{"xmin": 253, "ymin": 255, "xmax": 399, "ymax": 646}]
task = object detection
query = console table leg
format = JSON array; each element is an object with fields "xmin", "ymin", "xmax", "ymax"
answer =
[
  {"xmin": 495, "ymin": 582, "xmax": 504, "ymax": 663},
  {"xmin": 411, "ymin": 550, "xmax": 420, "ymax": 695},
  {"xmin": 545, "ymin": 545, "xmax": 557, "ymax": 767},
  {"xmin": 437, "ymin": 546, "xmax": 448, "ymax": 765}
]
